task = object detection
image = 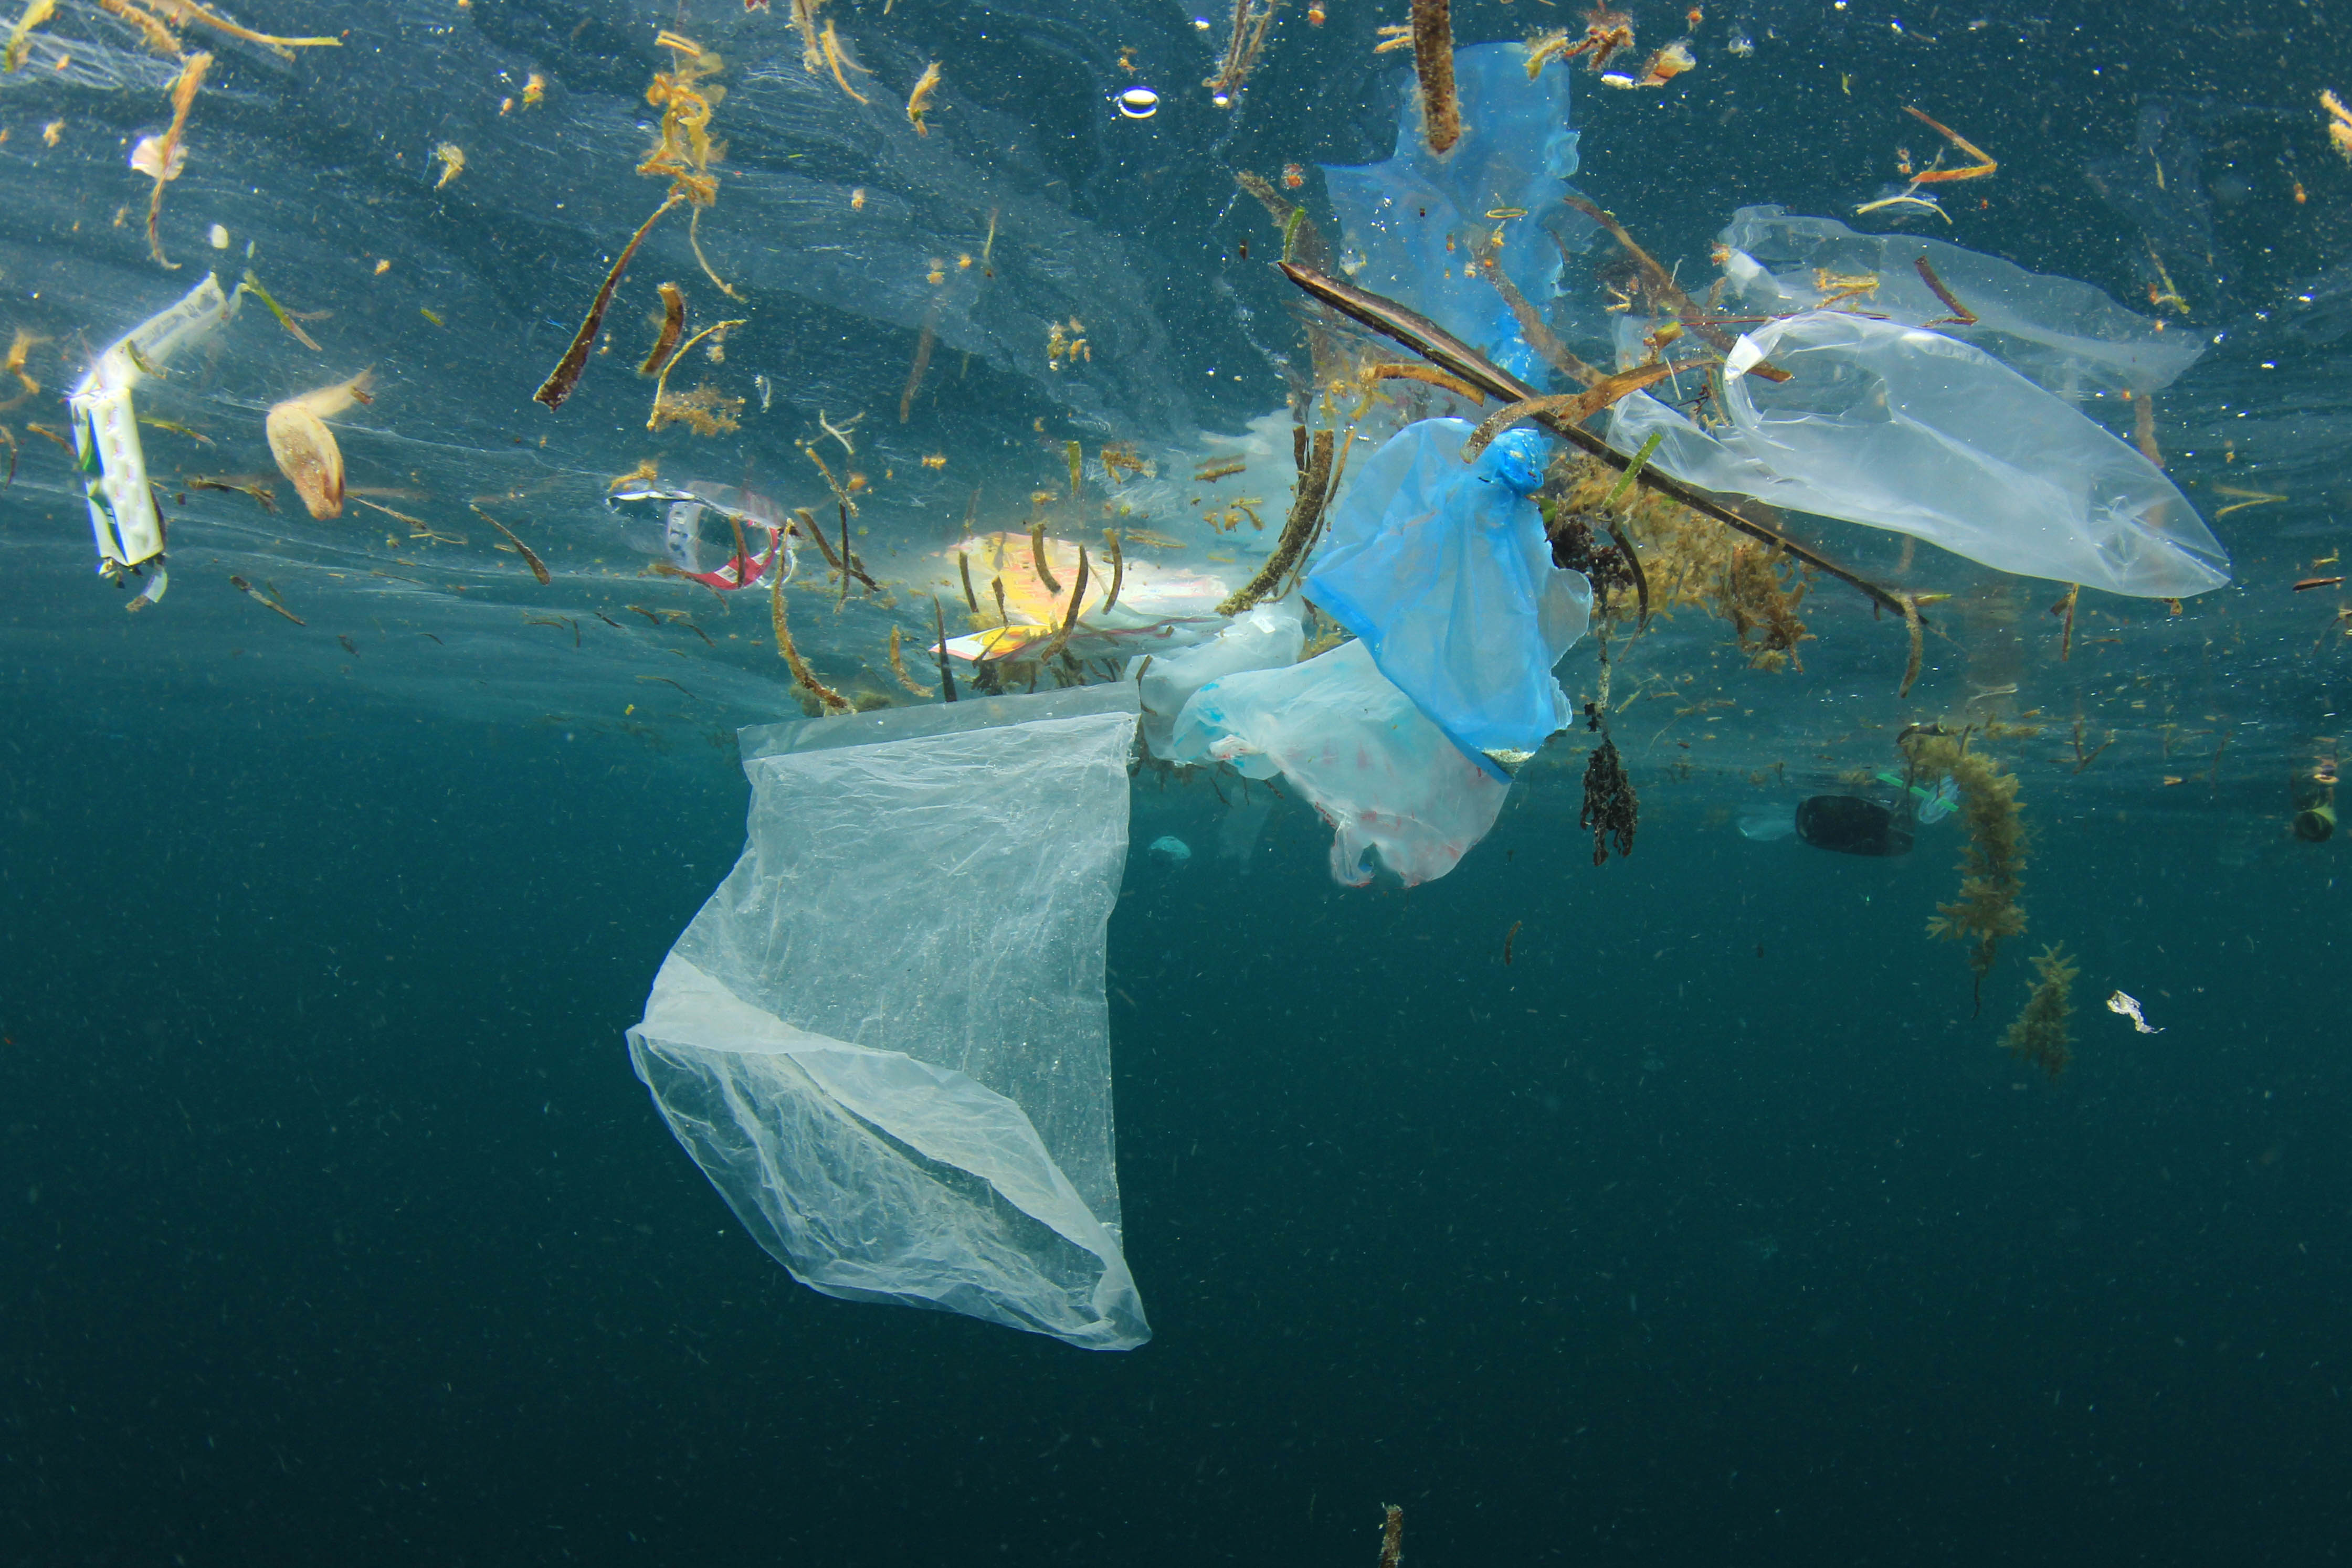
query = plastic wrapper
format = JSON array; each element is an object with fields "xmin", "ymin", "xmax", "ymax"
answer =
[
  {"xmin": 605, "ymin": 479, "xmax": 795, "ymax": 589},
  {"xmin": 1322, "ymin": 43, "xmax": 1582, "ymax": 382},
  {"xmin": 1124, "ymin": 597, "xmax": 1304, "ymax": 758},
  {"xmin": 1306, "ymin": 420, "xmax": 1591, "ymax": 766},
  {"xmin": 1607, "ymin": 312, "xmax": 2230, "ymax": 598},
  {"xmin": 1168, "ymin": 639, "xmax": 1510, "ymax": 887},
  {"xmin": 1716, "ymin": 206, "xmax": 2206, "ymax": 397},
  {"xmin": 626, "ymin": 686, "xmax": 1148, "ymax": 1351}
]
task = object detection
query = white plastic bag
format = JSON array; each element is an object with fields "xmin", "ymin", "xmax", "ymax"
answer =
[
  {"xmin": 1125, "ymin": 597, "xmax": 1304, "ymax": 758},
  {"xmin": 1607, "ymin": 311, "xmax": 2229, "ymax": 598},
  {"xmin": 1716, "ymin": 206, "xmax": 2206, "ymax": 397},
  {"xmin": 627, "ymin": 686, "xmax": 1148, "ymax": 1351},
  {"xmin": 1168, "ymin": 639, "xmax": 1510, "ymax": 887}
]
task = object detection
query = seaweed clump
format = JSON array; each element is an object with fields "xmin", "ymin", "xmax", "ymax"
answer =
[
  {"xmin": 1719, "ymin": 543, "xmax": 1812, "ymax": 671},
  {"xmin": 1578, "ymin": 703, "xmax": 1637, "ymax": 866},
  {"xmin": 1904, "ymin": 729, "xmax": 2028, "ymax": 1011},
  {"xmin": 650, "ymin": 382, "xmax": 743, "ymax": 436},
  {"xmin": 2001, "ymin": 944, "xmax": 2077, "ymax": 1079},
  {"xmin": 1538, "ymin": 451, "xmax": 1810, "ymax": 667}
]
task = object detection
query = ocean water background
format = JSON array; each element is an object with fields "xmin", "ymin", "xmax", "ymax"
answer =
[
  {"xmin": 5, "ymin": 652, "xmax": 2348, "ymax": 1564},
  {"xmin": 6, "ymin": 0, "xmax": 2352, "ymax": 1560}
]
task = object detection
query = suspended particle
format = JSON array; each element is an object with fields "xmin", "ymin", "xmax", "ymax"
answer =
[{"xmin": 1117, "ymin": 86, "xmax": 1160, "ymax": 118}]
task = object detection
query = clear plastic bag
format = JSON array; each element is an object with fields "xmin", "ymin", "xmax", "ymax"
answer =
[
  {"xmin": 1305, "ymin": 420, "xmax": 1591, "ymax": 765},
  {"xmin": 1717, "ymin": 206, "xmax": 2206, "ymax": 397},
  {"xmin": 1322, "ymin": 43, "xmax": 1581, "ymax": 382},
  {"xmin": 1608, "ymin": 312, "xmax": 2230, "ymax": 598},
  {"xmin": 1168, "ymin": 639, "xmax": 1511, "ymax": 887},
  {"xmin": 1126, "ymin": 597, "xmax": 1304, "ymax": 758},
  {"xmin": 627, "ymin": 686, "xmax": 1148, "ymax": 1351}
]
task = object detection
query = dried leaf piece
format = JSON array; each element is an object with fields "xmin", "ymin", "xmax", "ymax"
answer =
[
  {"xmin": 535, "ymin": 193, "xmax": 682, "ymax": 410},
  {"xmin": 264, "ymin": 367, "xmax": 372, "ymax": 519}
]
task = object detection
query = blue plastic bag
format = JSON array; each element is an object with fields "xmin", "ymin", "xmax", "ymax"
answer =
[
  {"xmin": 1305, "ymin": 419, "xmax": 1592, "ymax": 768},
  {"xmin": 1322, "ymin": 43, "xmax": 1582, "ymax": 382}
]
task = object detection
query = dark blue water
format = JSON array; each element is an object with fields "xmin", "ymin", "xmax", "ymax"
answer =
[{"xmin": 6, "ymin": 658, "xmax": 2347, "ymax": 1565}]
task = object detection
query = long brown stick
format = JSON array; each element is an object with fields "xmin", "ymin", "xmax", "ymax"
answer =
[{"xmin": 1277, "ymin": 262, "xmax": 1918, "ymax": 623}]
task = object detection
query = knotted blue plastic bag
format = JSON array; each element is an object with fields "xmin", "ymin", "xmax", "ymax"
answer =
[
  {"xmin": 1322, "ymin": 43, "xmax": 1583, "ymax": 382},
  {"xmin": 1306, "ymin": 419, "xmax": 1592, "ymax": 768}
]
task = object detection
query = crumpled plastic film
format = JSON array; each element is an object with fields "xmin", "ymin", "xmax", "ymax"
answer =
[
  {"xmin": 1306, "ymin": 420, "xmax": 1591, "ymax": 767},
  {"xmin": 1716, "ymin": 205, "xmax": 2206, "ymax": 397},
  {"xmin": 627, "ymin": 685, "xmax": 1148, "ymax": 1351},
  {"xmin": 1168, "ymin": 639, "xmax": 1511, "ymax": 887},
  {"xmin": 1607, "ymin": 311, "xmax": 2230, "ymax": 598},
  {"xmin": 1125, "ymin": 597, "xmax": 1304, "ymax": 758},
  {"xmin": 1322, "ymin": 43, "xmax": 1582, "ymax": 382}
]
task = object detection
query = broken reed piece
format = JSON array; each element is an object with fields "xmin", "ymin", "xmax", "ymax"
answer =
[
  {"xmin": 1912, "ymin": 255, "xmax": 1978, "ymax": 326},
  {"xmin": 932, "ymin": 596, "xmax": 958, "ymax": 702},
  {"xmin": 638, "ymin": 282, "xmax": 686, "ymax": 376},
  {"xmin": 770, "ymin": 550, "xmax": 851, "ymax": 712},
  {"xmin": 1218, "ymin": 427, "xmax": 1335, "ymax": 617},
  {"xmin": 2050, "ymin": 582, "xmax": 2079, "ymax": 661},
  {"xmin": 1897, "ymin": 592, "xmax": 1924, "ymax": 698},
  {"xmin": 1031, "ymin": 545, "xmax": 1091, "ymax": 665},
  {"xmin": 1028, "ymin": 516, "xmax": 1062, "ymax": 594},
  {"xmin": 534, "ymin": 193, "xmax": 683, "ymax": 410},
  {"xmin": 470, "ymin": 504, "xmax": 553, "ymax": 584},
  {"xmin": 1558, "ymin": 193, "xmax": 1790, "ymax": 382},
  {"xmin": 888, "ymin": 626, "xmax": 932, "ymax": 696},
  {"xmin": 899, "ymin": 312, "xmax": 936, "ymax": 422},
  {"xmin": 1409, "ymin": 0, "xmax": 1460, "ymax": 153},
  {"xmin": 1101, "ymin": 528, "xmax": 1125, "ymax": 614},
  {"xmin": 1275, "ymin": 261, "xmax": 1919, "ymax": 624}
]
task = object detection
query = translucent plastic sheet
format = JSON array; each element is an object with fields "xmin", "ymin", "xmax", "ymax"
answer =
[
  {"xmin": 1716, "ymin": 206, "xmax": 2207, "ymax": 397},
  {"xmin": 1126, "ymin": 597, "xmax": 1304, "ymax": 759},
  {"xmin": 627, "ymin": 686, "xmax": 1147, "ymax": 1351},
  {"xmin": 1608, "ymin": 312, "xmax": 2231, "ymax": 598},
  {"xmin": 1305, "ymin": 420, "xmax": 1590, "ymax": 765},
  {"xmin": 1322, "ymin": 43, "xmax": 1581, "ymax": 381},
  {"xmin": 1168, "ymin": 638, "xmax": 1511, "ymax": 887}
]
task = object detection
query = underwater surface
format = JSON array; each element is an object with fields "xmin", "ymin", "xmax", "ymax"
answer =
[{"xmin": 5, "ymin": 0, "xmax": 2352, "ymax": 1561}]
